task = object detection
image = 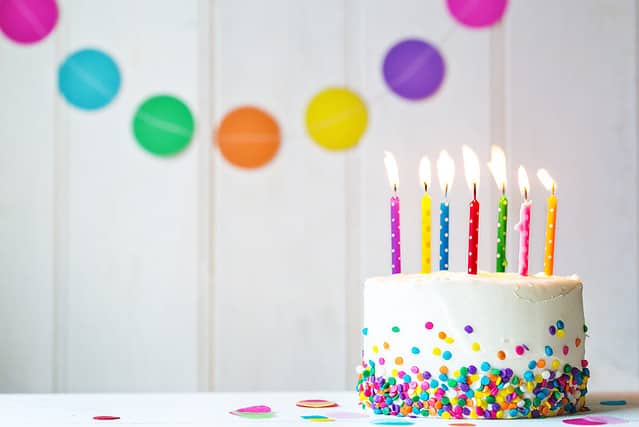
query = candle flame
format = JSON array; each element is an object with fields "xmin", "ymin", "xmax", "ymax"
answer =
[
  {"xmin": 487, "ymin": 145, "xmax": 507, "ymax": 192},
  {"xmin": 518, "ymin": 165, "xmax": 530, "ymax": 199},
  {"xmin": 437, "ymin": 150, "xmax": 455, "ymax": 194},
  {"xmin": 419, "ymin": 156, "xmax": 431, "ymax": 191},
  {"xmin": 384, "ymin": 151, "xmax": 399, "ymax": 191},
  {"xmin": 537, "ymin": 168, "xmax": 556, "ymax": 193},
  {"xmin": 462, "ymin": 145, "xmax": 480, "ymax": 193}
]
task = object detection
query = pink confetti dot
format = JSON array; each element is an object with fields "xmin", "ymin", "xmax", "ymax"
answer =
[
  {"xmin": 425, "ymin": 321, "xmax": 434, "ymax": 330},
  {"xmin": 563, "ymin": 345, "xmax": 569, "ymax": 355},
  {"xmin": 515, "ymin": 345, "xmax": 524, "ymax": 356},
  {"xmin": 0, "ymin": 0, "xmax": 58, "ymax": 44},
  {"xmin": 446, "ymin": 0, "xmax": 508, "ymax": 29}
]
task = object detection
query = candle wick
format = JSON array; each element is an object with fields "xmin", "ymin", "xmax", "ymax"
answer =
[
  {"xmin": 393, "ymin": 183, "xmax": 397, "ymax": 193},
  {"xmin": 524, "ymin": 187, "xmax": 528, "ymax": 201},
  {"xmin": 424, "ymin": 182, "xmax": 428, "ymax": 193},
  {"xmin": 551, "ymin": 183, "xmax": 556, "ymax": 196},
  {"xmin": 445, "ymin": 183, "xmax": 448, "ymax": 198},
  {"xmin": 501, "ymin": 183, "xmax": 506, "ymax": 196},
  {"xmin": 473, "ymin": 182, "xmax": 477, "ymax": 200}
]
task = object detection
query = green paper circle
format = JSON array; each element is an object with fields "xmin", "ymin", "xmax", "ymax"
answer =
[{"xmin": 132, "ymin": 95, "xmax": 195, "ymax": 156}]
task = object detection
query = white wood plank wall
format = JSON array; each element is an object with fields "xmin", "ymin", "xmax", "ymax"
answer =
[{"xmin": 0, "ymin": 0, "xmax": 637, "ymax": 392}]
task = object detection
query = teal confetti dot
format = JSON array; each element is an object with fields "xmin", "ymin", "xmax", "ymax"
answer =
[
  {"xmin": 545, "ymin": 345, "xmax": 553, "ymax": 356},
  {"xmin": 362, "ymin": 327, "xmax": 368, "ymax": 336},
  {"xmin": 411, "ymin": 346, "xmax": 420, "ymax": 354},
  {"xmin": 58, "ymin": 48, "xmax": 121, "ymax": 110},
  {"xmin": 391, "ymin": 326, "xmax": 400, "ymax": 333},
  {"xmin": 442, "ymin": 350, "xmax": 452, "ymax": 360}
]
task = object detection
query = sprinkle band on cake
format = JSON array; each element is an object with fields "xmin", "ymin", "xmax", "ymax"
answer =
[{"xmin": 356, "ymin": 272, "xmax": 589, "ymax": 419}]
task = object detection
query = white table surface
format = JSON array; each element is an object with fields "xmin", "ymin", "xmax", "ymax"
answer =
[{"xmin": 0, "ymin": 391, "xmax": 637, "ymax": 426}]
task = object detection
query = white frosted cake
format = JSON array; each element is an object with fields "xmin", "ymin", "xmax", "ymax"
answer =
[{"xmin": 356, "ymin": 272, "xmax": 589, "ymax": 419}]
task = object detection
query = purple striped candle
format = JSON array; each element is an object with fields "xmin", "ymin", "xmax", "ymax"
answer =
[{"xmin": 391, "ymin": 194, "xmax": 401, "ymax": 274}]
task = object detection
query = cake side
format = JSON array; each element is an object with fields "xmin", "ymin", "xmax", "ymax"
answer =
[{"xmin": 356, "ymin": 272, "xmax": 589, "ymax": 419}]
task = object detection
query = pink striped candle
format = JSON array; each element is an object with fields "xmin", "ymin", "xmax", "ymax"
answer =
[{"xmin": 514, "ymin": 166, "xmax": 531, "ymax": 276}]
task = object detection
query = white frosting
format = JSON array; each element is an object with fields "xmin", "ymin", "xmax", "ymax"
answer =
[{"xmin": 362, "ymin": 271, "xmax": 586, "ymax": 375}]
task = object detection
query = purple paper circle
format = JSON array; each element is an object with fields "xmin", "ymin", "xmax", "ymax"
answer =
[
  {"xmin": 0, "ymin": 0, "xmax": 58, "ymax": 44},
  {"xmin": 382, "ymin": 38, "xmax": 445, "ymax": 101},
  {"xmin": 447, "ymin": 0, "xmax": 508, "ymax": 29}
]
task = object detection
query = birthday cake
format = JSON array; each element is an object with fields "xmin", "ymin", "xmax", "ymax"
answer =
[{"xmin": 356, "ymin": 272, "xmax": 589, "ymax": 419}]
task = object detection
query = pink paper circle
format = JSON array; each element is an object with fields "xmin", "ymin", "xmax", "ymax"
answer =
[
  {"xmin": 562, "ymin": 418, "xmax": 606, "ymax": 426},
  {"xmin": 0, "ymin": 0, "xmax": 58, "ymax": 44},
  {"xmin": 446, "ymin": 0, "xmax": 508, "ymax": 29},
  {"xmin": 235, "ymin": 405, "xmax": 271, "ymax": 413}
]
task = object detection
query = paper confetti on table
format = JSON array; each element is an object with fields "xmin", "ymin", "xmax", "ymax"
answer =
[
  {"xmin": 93, "ymin": 415, "xmax": 120, "ymax": 421},
  {"xmin": 449, "ymin": 423, "xmax": 476, "ymax": 426},
  {"xmin": 234, "ymin": 405, "xmax": 272, "ymax": 413},
  {"xmin": 302, "ymin": 415, "xmax": 335, "ymax": 422},
  {"xmin": 370, "ymin": 419, "xmax": 415, "ymax": 425},
  {"xmin": 230, "ymin": 411, "xmax": 275, "ymax": 419},
  {"xmin": 563, "ymin": 418, "xmax": 607, "ymax": 426},
  {"xmin": 600, "ymin": 400, "xmax": 627, "ymax": 406},
  {"xmin": 230, "ymin": 404, "xmax": 275, "ymax": 419},
  {"xmin": 296, "ymin": 399, "xmax": 338, "ymax": 408}
]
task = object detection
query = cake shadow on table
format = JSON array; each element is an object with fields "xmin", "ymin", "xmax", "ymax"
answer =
[{"xmin": 356, "ymin": 272, "xmax": 590, "ymax": 420}]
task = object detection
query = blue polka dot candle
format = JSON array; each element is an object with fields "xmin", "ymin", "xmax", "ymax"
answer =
[
  {"xmin": 436, "ymin": 151, "xmax": 455, "ymax": 271},
  {"xmin": 384, "ymin": 151, "xmax": 401, "ymax": 274}
]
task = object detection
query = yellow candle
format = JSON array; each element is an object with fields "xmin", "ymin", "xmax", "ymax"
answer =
[
  {"xmin": 421, "ymin": 192, "xmax": 432, "ymax": 273},
  {"xmin": 544, "ymin": 192, "xmax": 557, "ymax": 275},
  {"xmin": 419, "ymin": 156, "xmax": 432, "ymax": 273},
  {"xmin": 538, "ymin": 169, "xmax": 557, "ymax": 276}
]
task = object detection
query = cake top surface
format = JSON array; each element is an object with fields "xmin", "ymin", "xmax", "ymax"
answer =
[{"xmin": 365, "ymin": 271, "xmax": 582, "ymax": 302}]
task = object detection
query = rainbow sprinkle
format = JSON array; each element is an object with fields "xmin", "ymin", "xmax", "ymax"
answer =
[{"xmin": 356, "ymin": 359, "xmax": 589, "ymax": 419}]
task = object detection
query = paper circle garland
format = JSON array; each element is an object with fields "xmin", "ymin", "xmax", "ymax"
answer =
[
  {"xmin": 382, "ymin": 38, "xmax": 445, "ymax": 101},
  {"xmin": 305, "ymin": 88, "xmax": 368, "ymax": 151},
  {"xmin": 132, "ymin": 95, "xmax": 195, "ymax": 156},
  {"xmin": 446, "ymin": 0, "xmax": 508, "ymax": 29},
  {"xmin": 215, "ymin": 106, "xmax": 280, "ymax": 169},
  {"xmin": 58, "ymin": 48, "xmax": 121, "ymax": 110},
  {"xmin": 0, "ymin": 0, "xmax": 58, "ymax": 44}
]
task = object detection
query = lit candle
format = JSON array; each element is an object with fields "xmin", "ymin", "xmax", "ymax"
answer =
[
  {"xmin": 514, "ymin": 166, "xmax": 531, "ymax": 276},
  {"xmin": 462, "ymin": 146, "xmax": 481, "ymax": 275},
  {"xmin": 487, "ymin": 145, "xmax": 508, "ymax": 272},
  {"xmin": 537, "ymin": 169, "xmax": 557, "ymax": 276},
  {"xmin": 384, "ymin": 151, "xmax": 401, "ymax": 274},
  {"xmin": 437, "ymin": 150, "xmax": 455, "ymax": 271},
  {"xmin": 419, "ymin": 156, "xmax": 432, "ymax": 273}
]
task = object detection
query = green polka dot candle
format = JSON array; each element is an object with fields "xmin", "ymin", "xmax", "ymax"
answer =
[{"xmin": 487, "ymin": 146, "xmax": 508, "ymax": 272}]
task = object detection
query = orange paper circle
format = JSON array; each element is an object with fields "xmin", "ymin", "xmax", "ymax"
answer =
[{"xmin": 215, "ymin": 106, "xmax": 280, "ymax": 169}]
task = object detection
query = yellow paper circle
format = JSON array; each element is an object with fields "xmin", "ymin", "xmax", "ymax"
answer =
[{"xmin": 305, "ymin": 87, "xmax": 368, "ymax": 151}]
